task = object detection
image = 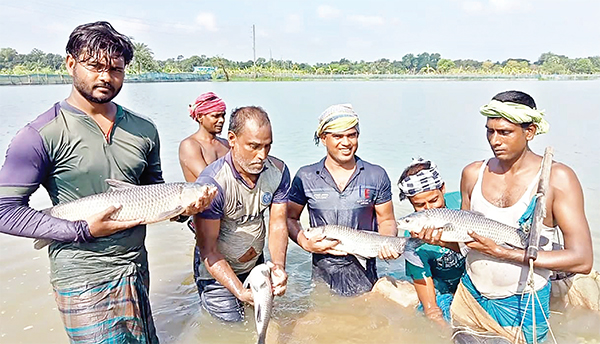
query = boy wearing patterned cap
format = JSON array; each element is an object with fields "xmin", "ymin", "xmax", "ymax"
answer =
[
  {"xmin": 287, "ymin": 104, "xmax": 400, "ymax": 296},
  {"xmin": 398, "ymin": 158, "xmax": 465, "ymax": 326},
  {"xmin": 179, "ymin": 92, "xmax": 230, "ymax": 183}
]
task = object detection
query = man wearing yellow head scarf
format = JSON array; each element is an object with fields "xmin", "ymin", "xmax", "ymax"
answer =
[
  {"xmin": 415, "ymin": 90, "xmax": 593, "ymax": 343},
  {"xmin": 287, "ymin": 104, "xmax": 400, "ymax": 297}
]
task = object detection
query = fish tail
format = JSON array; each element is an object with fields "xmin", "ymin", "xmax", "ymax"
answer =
[
  {"xmin": 403, "ymin": 238, "xmax": 424, "ymax": 268},
  {"xmin": 257, "ymin": 332, "xmax": 266, "ymax": 344}
]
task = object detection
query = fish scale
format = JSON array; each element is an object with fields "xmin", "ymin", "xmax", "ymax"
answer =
[
  {"xmin": 48, "ymin": 182, "xmax": 187, "ymax": 222},
  {"xmin": 34, "ymin": 180, "xmax": 215, "ymax": 250},
  {"xmin": 397, "ymin": 208, "xmax": 529, "ymax": 248},
  {"xmin": 302, "ymin": 225, "xmax": 424, "ymax": 268}
]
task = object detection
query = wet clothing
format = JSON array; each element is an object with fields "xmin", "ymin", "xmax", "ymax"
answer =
[
  {"xmin": 0, "ymin": 101, "xmax": 162, "ymax": 343},
  {"xmin": 452, "ymin": 274, "xmax": 550, "ymax": 344},
  {"xmin": 452, "ymin": 158, "xmax": 554, "ymax": 343},
  {"xmin": 55, "ymin": 274, "xmax": 156, "ymax": 344},
  {"xmin": 193, "ymin": 152, "xmax": 289, "ymax": 320},
  {"xmin": 193, "ymin": 248, "xmax": 264, "ymax": 322},
  {"xmin": 289, "ymin": 156, "xmax": 392, "ymax": 296}
]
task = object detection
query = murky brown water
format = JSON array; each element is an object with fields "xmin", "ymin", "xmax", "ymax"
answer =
[{"xmin": 1, "ymin": 81, "xmax": 599, "ymax": 343}]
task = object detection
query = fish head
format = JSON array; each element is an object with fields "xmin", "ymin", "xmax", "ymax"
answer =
[
  {"xmin": 180, "ymin": 183, "xmax": 218, "ymax": 207},
  {"xmin": 396, "ymin": 212, "xmax": 432, "ymax": 233},
  {"xmin": 302, "ymin": 226, "xmax": 324, "ymax": 240}
]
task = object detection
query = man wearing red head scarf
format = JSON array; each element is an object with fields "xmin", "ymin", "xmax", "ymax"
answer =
[{"xmin": 179, "ymin": 92, "xmax": 229, "ymax": 182}]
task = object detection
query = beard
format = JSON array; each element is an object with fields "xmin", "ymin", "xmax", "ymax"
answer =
[
  {"xmin": 72, "ymin": 70, "xmax": 122, "ymax": 104},
  {"xmin": 233, "ymin": 154, "xmax": 265, "ymax": 175}
]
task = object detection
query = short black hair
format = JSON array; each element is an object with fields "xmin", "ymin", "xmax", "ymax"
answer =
[
  {"xmin": 228, "ymin": 106, "xmax": 271, "ymax": 135},
  {"xmin": 492, "ymin": 90, "xmax": 537, "ymax": 109},
  {"xmin": 66, "ymin": 21, "xmax": 134, "ymax": 65}
]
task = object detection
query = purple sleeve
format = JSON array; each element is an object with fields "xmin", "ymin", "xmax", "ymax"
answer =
[
  {"xmin": 272, "ymin": 164, "xmax": 291, "ymax": 203},
  {"xmin": 196, "ymin": 175, "xmax": 225, "ymax": 220},
  {"xmin": 0, "ymin": 125, "xmax": 93, "ymax": 242}
]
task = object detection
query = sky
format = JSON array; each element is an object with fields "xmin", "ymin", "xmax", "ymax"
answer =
[{"xmin": 1, "ymin": 0, "xmax": 599, "ymax": 64}]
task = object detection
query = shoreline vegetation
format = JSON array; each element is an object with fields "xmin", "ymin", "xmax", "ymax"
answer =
[{"xmin": 1, "ymin": 45, "xmax": 599, "ymax": 85}]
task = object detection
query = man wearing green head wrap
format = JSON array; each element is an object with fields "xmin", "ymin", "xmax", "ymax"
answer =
[{"xmin": 414, "ymin": 90, "xmax": 593, "ymax": 344}]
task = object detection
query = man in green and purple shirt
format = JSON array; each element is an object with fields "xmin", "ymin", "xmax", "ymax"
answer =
[{"xmin": 0, "ymin": 22, "xmax": 213, "ymax": 343}]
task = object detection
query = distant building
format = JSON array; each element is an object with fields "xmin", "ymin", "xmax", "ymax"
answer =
[{"xmin": 193, "ymin": 66, "xmax": 217, "ymax": 74}]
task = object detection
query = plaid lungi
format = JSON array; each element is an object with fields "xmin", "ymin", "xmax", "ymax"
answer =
[{"xmin": 54, "ymin": 274, "xmax": 159, "ymax": 344}]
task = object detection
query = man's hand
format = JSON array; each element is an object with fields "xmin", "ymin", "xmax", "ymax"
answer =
[
  {"xmin": 87, "ymin": 204, "xmax": 143, "ymax": 238},
  {"xmin": 237, "ymin": 287, "xmax": 254, "ymax": 305},
  {"xmin": 266, "ymin": 261, "xmax": 288, "ymax": 296},
  {"xmin": 465, "ymin": 230, "xmax": 505, "ymax": 257},
  {"xmin": 378, "ymin": 243, "xmax": 400, "ymax": 260},
  {"xmin": 181, "ymin": 186, "xmax": 218, "ymax": 216},
  {"xmin": 411, "ymin": 225, "xmax": 461, "ymax": 253},
  {"xmin": 411, "ymin": 225, "xmax": 444, "ymax": 246},
  {"xmin": 298, "ymin": 230, "xmax": 347, "ymax": 256}
]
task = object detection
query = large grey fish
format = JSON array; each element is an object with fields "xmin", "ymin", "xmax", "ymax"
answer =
[
  {"xmin": 396, "ymin": 208, "xmax": 529, "ymax": 248},
  {"xmin": 302, "ymin": 225, "xmax": 424, "ymax": 268},
  {"xmin": 243, "ymin": 263, "xmax": 273, "ymax": 344},
  {"xmin": 34, "ymin": 179, "xmax": 216, "ymax": 249}
]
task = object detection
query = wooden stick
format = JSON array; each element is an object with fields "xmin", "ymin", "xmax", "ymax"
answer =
[{"xmin": 526, "ymin": 146, "xmax": 554, "ymax": 260}]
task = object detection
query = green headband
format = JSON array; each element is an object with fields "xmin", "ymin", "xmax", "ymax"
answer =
[{"xmin": 480, "ymin": 100, "xmax": 549, "ymax": 135}]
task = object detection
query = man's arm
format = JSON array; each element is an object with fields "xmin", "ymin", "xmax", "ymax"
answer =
[
  {"xmin": 287, "ymin": 201, "xmax": 346, "ymax": 255},
  {"xmin": 466, "ymin": 163, "xmax": 593, "ymax": 274},
  {"xmin": 413, "ymin": 277, "xmax": 446, "ymax": 326},
  {"xmin": 375, "ymin": 200, "xmax": 400, "ymax": 259},
  {"xmin": 375, "ymin": 200, "xmax": 398, "ymax": 236},
  {"xmin": 195, "ymin": 216, "xmax": 252, "ymax": 303},
  {"xmin": 268, "ymin": 201, "xmax": 289, "ymax": 296},
  {"xmin": 179, "ymin": 138, "xmax": 208, "ymax": 183},
  {"xmin": 0, "ymin": 124, "xmax": 138, "ymax": 241}
]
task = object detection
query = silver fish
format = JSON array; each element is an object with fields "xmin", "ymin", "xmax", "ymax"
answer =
[
  {"xmin": 396, "ymin": 208, "xmax": 529, "ymax": 248},
  {"xmin": 34, "ymin": 179, "xmax": 216, "ymax": 249},
  {"xmin": 243, "ymin": 263, "xmax": 273, "ymax": 344},
  {"xmin": 302, "ymin": 225, "xmax": 424, "ymax": 268}
]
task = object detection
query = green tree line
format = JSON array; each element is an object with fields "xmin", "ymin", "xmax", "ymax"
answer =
[{"xmin": 2, "ymin": 43, "xmax": 599, "ymax": 76}]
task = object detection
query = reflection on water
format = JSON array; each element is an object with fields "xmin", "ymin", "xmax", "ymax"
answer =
[{"xmin": 1, "ymin": 81, "xmax": 599, "ymax": 343}]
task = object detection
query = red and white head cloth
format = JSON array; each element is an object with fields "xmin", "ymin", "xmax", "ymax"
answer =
[
  {"xmin": 397, "ymin": 157, "xmax": 444, "ymax": 201},
  {"xmin": 189, "ymin": 92, "xmax": 226, "ymax": 121}
]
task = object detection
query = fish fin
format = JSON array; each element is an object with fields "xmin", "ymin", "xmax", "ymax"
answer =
[
  {"xmin": 105, "ymin": 179, "xmax": 137, "ymax": 191},
  {"xmin": 441, "ymin": 223, "xmax": 455, "ymax": 231},
  {"xmin": 155, "ymin": 206, "xmax": 185, "ymax": 222},
  {"xmin": 33, "ymin": 239, "xmax": 52, "ymax": 250},
  {"xmin": 354, "ymin": 255, "xmax": 368, "ymax": 270},
  {"xmin": 255, "ymin": 303, "xmax": 262, "ymax": 322},
  {"xmin": 403, "ymin": 238, "xmax": 425, "ymax": 268},
  {"xmin": 257, "ymin": 332, "xmax": 266, "ymax": 344}
]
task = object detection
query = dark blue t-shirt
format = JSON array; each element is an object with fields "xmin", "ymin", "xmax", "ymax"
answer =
[
  {"xmin": 289, "ymin": 156, "xmax": 393, "ymax": 296},
  {"xmin": 289, "ymin": 156, "xmax": 392, "ymax": 231}
]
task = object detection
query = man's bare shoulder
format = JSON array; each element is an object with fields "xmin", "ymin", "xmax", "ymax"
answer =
[
  {"xmin": 462, "ymin": 160, "xmax": 484, "ymax": 180},
  {"xmin": 549, "ymin": 161, "xmax": 581, "ymax": 190},
  {"xmin": 268, "ymin": 156, "xmax": 286, "ymax": 172},
  {"xmin": 179, "ymin": 135, "xmax": 204, "ymax": 154}
]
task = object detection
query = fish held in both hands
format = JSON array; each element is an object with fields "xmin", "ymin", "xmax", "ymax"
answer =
[
  {"xmin": 302, "ymin": 225, "xmax": 424, "ymax": 268},
  {"xmin": 396, "ymin": 208, "xmax": 529, "ymax": 248},
  {"xmin": 243, "ymin": 263, "xmax": 274, "ymax": 344},
  {"xmin": 34, "ymin": 179, "xmax": 216, "ymax": 249}
]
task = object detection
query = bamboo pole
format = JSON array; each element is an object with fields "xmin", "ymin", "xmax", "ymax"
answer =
[{"xmin": 526, "ymin": 146, "xmax": 554, "ymax": 260}]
